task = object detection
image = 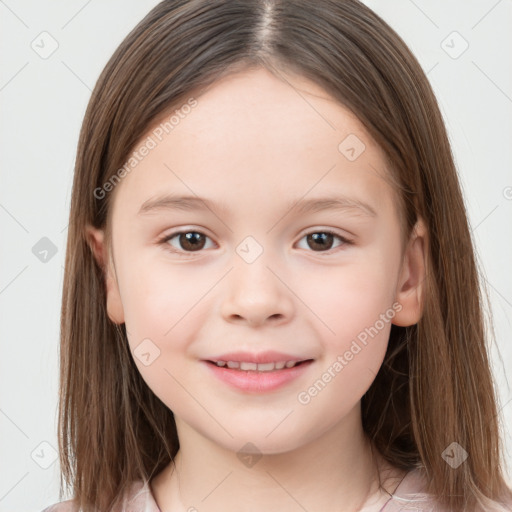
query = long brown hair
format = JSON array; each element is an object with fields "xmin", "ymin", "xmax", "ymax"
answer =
[{"xmin": 59, "ymin": 1, "xmax": 512, "ymax": 510}]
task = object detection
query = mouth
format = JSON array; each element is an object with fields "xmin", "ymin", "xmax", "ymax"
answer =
[
  {"xmin": 205, "ymin": 359, "xmax": 314, "ymax": 372},
  {"xmin": 202, "ymin": 358, "xmax": 315, "ymax": 393}
]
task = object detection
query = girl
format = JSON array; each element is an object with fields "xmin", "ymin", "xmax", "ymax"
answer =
[{"xmin": 43, "ymin": 1, "xmax": 512, "ymax": 511}]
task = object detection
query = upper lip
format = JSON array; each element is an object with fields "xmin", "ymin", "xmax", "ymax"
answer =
[{"xmin": 204, "ymin": 351, "xmax": 313, "ymax": 364}]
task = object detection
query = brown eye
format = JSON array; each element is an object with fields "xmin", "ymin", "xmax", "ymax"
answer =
[
  {"xmin": 306, "ymin": 232, "xmax": 335, "ymax": 251},
  {"xmin": 159, "ymin": 228, "xmax": 352, "ymax": 257},
  {"xmin": 162, "ymin": 231, "xmax": 214, "ymax": 253},
  {"xmin": 297, "ymin": 231, "xmax": 352, "ymax": 253}
]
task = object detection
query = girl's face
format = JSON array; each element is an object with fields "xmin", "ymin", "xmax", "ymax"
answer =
[{"xmin": 89, "ymin": 67, "xmax": 425, "ymax": 455}]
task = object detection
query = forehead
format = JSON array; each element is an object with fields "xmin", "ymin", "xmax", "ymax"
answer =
[{"xmin": 109, "ymin": 67, "xmax": 395, "ymax": 220}]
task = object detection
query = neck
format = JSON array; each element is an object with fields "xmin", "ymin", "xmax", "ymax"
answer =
[{"xmin": 150, "ymin": 405, "xmax": 404, "ymax": 512}]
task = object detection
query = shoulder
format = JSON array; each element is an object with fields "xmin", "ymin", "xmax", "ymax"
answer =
[
  {"xmin": 385, "ymin": 467, "xmax": 451, "ymax": 512},
  {"xmin": 123, "ymin": 479, "xmax": 161, "ymax": 511},
  {"xmin": 40, "ymin": 500, "xmax": 78, "ymax": 512},
  {"xmin": 39, "ymin": 480, "xmax": 160, "ymax": 512},
  {"xmin": 390, "ymin": 468, "xmax": 512, "ymax": 512}
]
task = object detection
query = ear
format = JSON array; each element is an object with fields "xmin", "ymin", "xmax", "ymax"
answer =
[
  {"xmin": 85, "ymin": 225, "xmax": 125, "ymax": 325},
  {"xmin": 392, "ymin": 218, "xmax": 427, "ymax": 327}
]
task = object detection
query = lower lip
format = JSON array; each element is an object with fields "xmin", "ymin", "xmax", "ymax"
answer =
[{"xmin": 203, "ymin": 360, "xmax": 314, "ymax": 393}]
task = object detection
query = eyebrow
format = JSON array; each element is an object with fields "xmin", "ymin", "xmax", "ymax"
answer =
[{"xmin": 138, "ymin": 193, "xmax": 378, "ymax": 218}]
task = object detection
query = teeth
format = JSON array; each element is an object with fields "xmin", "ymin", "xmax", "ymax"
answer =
[{"xmin": 215, "ymin": 360, "xmax": 302, "ymax": 371}]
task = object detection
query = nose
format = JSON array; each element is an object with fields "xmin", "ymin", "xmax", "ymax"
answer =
[{"xmin": 220, "ymin": 256, "xmax": 295, "ymax": 328}]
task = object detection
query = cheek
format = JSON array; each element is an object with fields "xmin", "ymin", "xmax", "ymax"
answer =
[
  {"xmin": 117, "ymin": 257, "xmax": 214, "ymax": 401},
  {"xmin": 296, "ymin": 251, "xmax": 399, "ymax": 339},
  {"xmin": 294, "ymin": 267, "xmax": 396, "ymax": 416},
  {"xmin": 121, "ymin": 258, "xmax": 204, "ymax": 348},
  {"xmin": 292, "ymin": 251, "xmax": 400, "ymax": 397}
]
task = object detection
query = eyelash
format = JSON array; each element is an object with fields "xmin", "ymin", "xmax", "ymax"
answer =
[{"xmin": 156, "ymin": 228, "xmax": 353, "ymax": 257}]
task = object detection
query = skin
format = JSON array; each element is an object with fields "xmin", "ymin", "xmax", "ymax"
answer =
[{"xmin": 87, "ymin": 66, "xmax": 427, "ymax": 512}]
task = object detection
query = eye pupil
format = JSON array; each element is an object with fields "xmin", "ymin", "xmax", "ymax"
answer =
[
  {"xmin": 307, "ymin": 232, "xmax": 334, "ymax": 251},
  {"xmin": 181, "ymin": 232, "xmax": 205, "ymax": 251}
]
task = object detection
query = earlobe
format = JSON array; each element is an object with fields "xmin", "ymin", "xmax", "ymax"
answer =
[
  {"xmin": 392, "ymin": 219, "xmax": 428, "ymax": 327},
  {"xmin": 85, "ymin": 224, "xmax": 125, "ymax": 325}
]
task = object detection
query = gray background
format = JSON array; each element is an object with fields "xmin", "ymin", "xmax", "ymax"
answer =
[{"xmin": 0, "ymin": 1, "xmax": 511, "ymax": 510}]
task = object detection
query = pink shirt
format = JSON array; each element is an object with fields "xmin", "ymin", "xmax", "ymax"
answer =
[{"xmin": 39, "ymin": 467, "xmax": 459, "ymax": 511}]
